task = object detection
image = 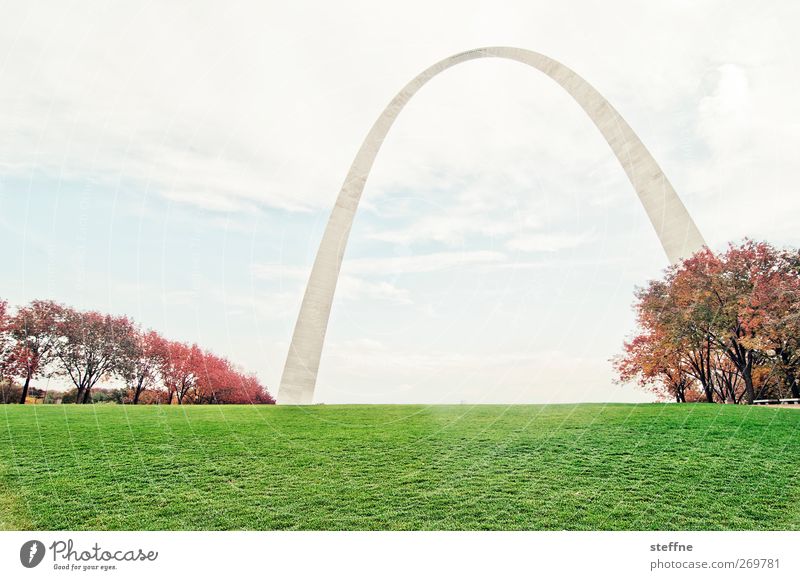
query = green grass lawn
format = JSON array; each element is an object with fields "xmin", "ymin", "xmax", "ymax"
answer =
[{"xmin": 1, "ymin": 403, "xmax": 799, "ymax": 530}]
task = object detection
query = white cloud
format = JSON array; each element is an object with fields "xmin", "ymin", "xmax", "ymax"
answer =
[
  {"xmin": 344, "ymin": 250, "xmax": 507, "ymax": 276},
  {"xmin": 336, "ymin": 277, "xmax": 413, "ymax": 305},
  {"xmin": 250, "ymin": 263, "xmax": 309, "ymax": 282},
  {"xmin": 252, "ymin": 250, "xmax": 508, "ymax": 280},
  {"xmin": 4, "ymin": 0, "xmax": 775, "ymax": 219},
  {"xmin": 249, "ymin": 263, "xmax": 415, "ymax": 305},
  {"xmin": 507, "ymin": 231, "xmax": 595, "ymax": 253},
  {"xmin": 249, "ymin": 250, "xmax": 508, "ymax": 307}
]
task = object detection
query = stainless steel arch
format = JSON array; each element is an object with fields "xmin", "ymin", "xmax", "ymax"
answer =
[{"xmin": 277, "ymin": 46, "xmax": 705, "ymax": 405}]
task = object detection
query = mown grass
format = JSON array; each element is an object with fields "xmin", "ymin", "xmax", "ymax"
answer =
[{"xmin": 0, "ymin": 403, "xmax": 798, "ymax": 530}]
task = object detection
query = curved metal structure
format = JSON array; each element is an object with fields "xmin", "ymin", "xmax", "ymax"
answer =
[{"xmin": 277, "ymin": 46, "xmax": 706, "ymax": 404}]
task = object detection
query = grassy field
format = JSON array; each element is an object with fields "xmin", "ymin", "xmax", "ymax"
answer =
[{"xmin": 1, "ymin": 403, "xmax": 798, "ymax": 530}]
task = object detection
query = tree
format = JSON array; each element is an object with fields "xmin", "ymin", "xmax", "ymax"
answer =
[
  {"xmin": 218, "ymin": 371, "xmax": 271, "ymax": 404},
  {"xmin": 689, "ymin": 241, "xmax": 799, "ymax": 403},
  {"xmin": 160, "ymin": 341, "xmax": 203, "ymax": 405},
  {"xmin": 192, "ymin": 351, "xmax": 232, "ymax": 404},
  {"xmin": 1, "ymin": 302, "xmax": 23, "ymax": 404},
  {"xmin": 617, "ymin": 240, "xmax": 800, "ymax": 404},
  {"xmin": 125, "ymin": 330, "xmax": 166, "ymax": 404},
  {"xmin": 0, "ymin": 299, "xmax": 11, "ymax": 379},
  {"xmin": 706, "ymin": 242, "xmax": 776, "ymax": 403},
  {"xmin": 192, "ymin": 352, "xmax": 275, "ymax": 404},
  {"xmin": 0, "ymin": 297, "xmax": 275, "ymax": 406},
  {"xmin": 614, "ymin": 330, "xmax": 697, "ymax": 402},
  {"xmin": 53, "ymin": 309, "xmax": 138, "ymax": 404},
  {"xmin": 631, "ymin": 277, "xmax": 717, "ymax": 402},
  {"xmin": 739, "ymin": 248, "xmax": 800, "ymax": 399},
  {"xmin": 235, "ymin": 374, "xmax": 275, "ymax": 404},
  {"xmin": 7, "ymin": 300, "xmax": 63, "ymax": 404}
]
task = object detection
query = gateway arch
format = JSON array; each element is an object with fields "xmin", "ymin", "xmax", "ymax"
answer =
[{"xmin": 277, "ymin": 46, "xmax": 706, "ymax": 405}]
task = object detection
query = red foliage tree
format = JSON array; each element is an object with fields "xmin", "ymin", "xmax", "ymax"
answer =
[
  {"xmin": 159, "ymin": 341, "xmax": 203, "ymax": 404},
  {"xmin": 54, "ymin": 308, "xmax": 139, "ymax": 404},
  {"xmin": 125, "ymin": 330, "xmax": 167, "ymax": 404},
  {"xmin": 192, "ymin": 352, "xmax": 275, "ymax": 404},
  {"xmin": 192, "ymin": 351, "xmax": 233, "ymax": 404},
  {"xmin": 617, "ymin": 240, "xmax": 800, "ymax": 403},
  {"xmin": 7, "ymin": 300, "xmax": 64, "ymax": 404},
  {"xmin": 614, "ymin": 331, "xmax": 697, "ymax": 403},
  {"xmin": 231, "ymin": 373, "xmax": 274, "ymax": 404},
  {"xmin": 0, "ymin": 297, "xmax": 274, "ymax": 405},
  {"xmin": 0, "ymin": 299, "xmax": 10, "ymax": 379},
  {"xmin": 739, "ymin": 248, "xmax": 800, "ymax": 399}
]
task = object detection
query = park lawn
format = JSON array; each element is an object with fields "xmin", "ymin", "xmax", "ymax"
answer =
[{"xmin": 0, "ymin": 403, "xmax": 799, "ymax": 530}]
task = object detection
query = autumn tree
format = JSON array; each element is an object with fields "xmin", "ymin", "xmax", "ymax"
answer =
[
  {"xmin": 618, "ymin": 240, "xmax": 800, "ymax": 404},
  {"xmin": 192, "ymin": 352, "xmax": 275, "ymax": 404},
  {"xmin": 0, "ymin": 297, "xmax": 274, "ymax": 405},
  {"xmin": 0, "ymin": 299, "xmax": 10, "ymax": 379},
  {"xmin": 7, "ymin": 300, "xmax": 64, "ymax": 404},
  {"xmin": 739, "ymin": 247, "xmax": 800, "ymax": 398},
  {"xmin": 192, "ymin": 351, "xmax": 233, "ymax": 404},
  {"xmin": 160, "ymin": 341, "xmax": 203, "ymax": 404},
  {"xmin": 53, "ymin": 308, "xmax": 138, "ymax": 404},
  {"xmin": 614, "ymin": 331, "xmax": 696, "ymax": 402},
  {"xmin": 632, "ymin": 277, "xmax": 717, "ymax": 402},
  {"xmin": 233, "ymin": 374, "xmax": 275, "ymax": 404},
  {"xmin": 0, "ymin": 299, "xmax": 17, "ymax": 402},
  {"xmin": 703, "ymin": 243, "xmax": 775, "ymax": 403},
  {"xmin": 125, "ymin": 330, "xmax": 166, "ymax": 404}
]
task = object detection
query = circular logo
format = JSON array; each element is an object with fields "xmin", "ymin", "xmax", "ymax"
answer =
[{"xmin": 19, "ymin": 540, "xmax": 46, "ymax": 568}]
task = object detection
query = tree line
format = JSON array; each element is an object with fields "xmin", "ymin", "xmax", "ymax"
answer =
[
  {"xmin": 615, "ymin": 240, "xmax": 800, "ymax": 404},
  {"xmin": 0, "ymin": 299, "xmax": 274, "ymax": 405}
]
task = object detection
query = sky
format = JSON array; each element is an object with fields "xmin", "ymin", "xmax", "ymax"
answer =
[{"xmin": 1, "ymin": 0, "xmax": 799, "ymax": 403}]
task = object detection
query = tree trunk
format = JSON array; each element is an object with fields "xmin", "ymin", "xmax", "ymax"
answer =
[
  {"xmin": 74, "ymin": 387, "xmax": 85, "ymax": 404},
  {"xmin": 133, "ymin": 376, "xmax": 144, "ymax": 405},
  {"xmin": 167, "ymin": 390, "xmax": 174, "ymax": 405},
  {"xmin": 742, "ymin": 361, "xmax": 755, "ymax": 405},
  {"xmin": 779, "ymin": 352, "xmax": 800, "ymax": 399},
  {"xmin": 81, "ymin": 387, "xmax": 92, "ymax": 404},
  {"xmin": 705, "ymin": 340, "xmax": 713, "ymax": 402},
  {"xmin": 176, "ymin": 379, "xmax": 187, "ymax": 405},
  {"xmin": 689, "ymin": 342, "xmax": 714, "ymax": 402},
  {"xmin": 703, "ymin": 382, "xmax": 713, "ymax": 403},
  {"xmin": 726, "ymin": 340, "xmax": 755, "ymax": 404},
  {"xmin": 783, "ymin": 368, "xmax": 800, "ymax": 399},
  {"xmin": 18, "ymin": 370, "xmax": 32, "ymax": 404}
]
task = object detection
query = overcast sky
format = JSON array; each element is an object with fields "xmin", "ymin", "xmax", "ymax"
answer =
[{"xmin": 2, "ymin": 1, "xmax": 799, "ymax": 403}]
